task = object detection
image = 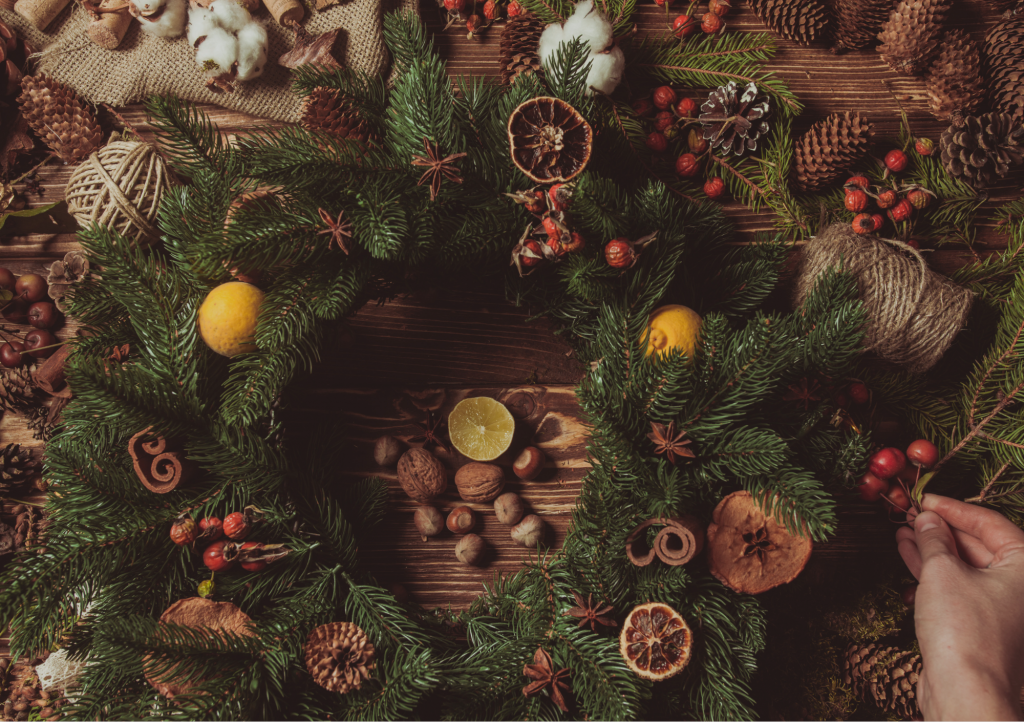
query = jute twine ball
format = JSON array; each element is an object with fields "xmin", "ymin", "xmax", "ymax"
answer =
[
  {"xmin": 64, "ymin": 141, "xmax": 174, "ymax": 246},
  {"xmin": 794, "ymin": 222, "xmax": 973, "ymax": 373}
]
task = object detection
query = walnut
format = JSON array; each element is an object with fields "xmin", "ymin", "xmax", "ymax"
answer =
[
  {"xmin": 454, "ymin": 462, "xmax": 505, "ymax": 503},
  {"xmin": 396, "ymin": 448, "xmax": 447, "ymax": 503}
]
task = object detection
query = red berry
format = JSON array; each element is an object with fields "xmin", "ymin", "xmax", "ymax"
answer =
[
  {"xmin": 915, "ymin": 138, "xmax": 935, "ymax": 156},
  {"xmin": 906, "ymin": 439, "xmax": 939, "ymax": 469},
  {"xmin": 884, "ymin": 485, "xmax": 911, "ymax": 514},
  {"xmin": 901, "ymin": 584, "xmax": 917, "ymax": 606},
  {"xmin": 652, "ymin": 86, "xmax": 677, "ymax": 110},
  {"xmin": 24, "ymin": 329, "xmax": 56, "ymax": 360},
  {"xmin": 0, "ymin": 268, "xmax": 14, "ymax": 291},
  {"xmin": 239, "ymin": 541, "xmax": 267, "ymax": 572},
  {"xmin": 703, "ymin": 177, "xmax": 725, "ymax": 200},
  {"xmin": 466, "ymin": 14, "xmax": 482, "ymax": 32},
  {"xmin": 887, "ymin": 198, "xmax": 913, "ymax": 222},
  {"xmin": 848, "ymin": 382, "xmax": 869, "ymax": 405},
  {"xmin": 700, "ymin": 12, "xmax": 723, "ymax": 33},
  {"xmin": 908, "ymin": 188, "xmax": 932, "ymax": 209},
  {"xmin": 675, "ymin": 97, "xmax": 697, "ymax": 119},
  {"xmin": 654, "ymin": 110, "xmax": 675, "ymax": 132},
  {"xmin": 871, "ymin": 213, "xmax": 885, "ymax": 232},
  {"xmin": 0, "ymin": 342, "xmax": 25, "ymax": 369},
  {"xmin": 605, "ymin": 238, "xmax": 635, "ymax": 269},
  {"xmin": 845, "ymin": 176, "xmax": 871, "ymax": 192},
  {"xmin": 709, "ymin": 0, "xmax": 730, "ymax": 15},
  {"xmin": 541, "ymin": 217, "xmax": 561, "ymax": 242},
  {"xmin": 852, "ymin": 213, "xmax": 875, "ymax": 235},
  {"xmin": 906, "ymin": 239, "xmax": 920, "ymax": 250},
  {"xmin": 563, "ymin": 232, "xmax": 585, "ymax": 253},
  {"xmin": 521, "ymin": 239, "xmax": 543, "ymax": 267},
  {"xmin": 15, "ymin": 274, "xmax": 47, "ymax": 304},
  {"xmin": 857, "ymin": 472, "xmax": 889, "ymax": 502},
  {"xmin": 654, "ymin": 0, "xmax": 675, "ymax": 7},
  {"xmin": 672, "ymin": 13, "xmax": 697, "ymax": 37},
  {"xmin": 844, "ymin": 189, "xmax": 868, "ymax": 212},
  {"xmin": 483, "ymin": 0, "xmax": 499, "ymax": 19},
  {"xmin": 223, "ymin": 511, "xmax": 251, "ymax": 540},
  {"xmin": 869, "ymin": 447, "xmax": 907, "ymax": 481},
  {"xmin": 646, "ymin": 131, "xmax": 668, "ymax": 153},
  {"xmin": 885, "ymin": 149, "xmax": 908, "ymax": 173},
  {"xmin": 443, "ymin": 0, "xmax": 463, "ymax": 10},
  {"xmin": 876, "ymin": 189, "xmax": 898, "ymax": 209},
  {"xmin": 28, "ymin": 302, "xmax": 59, "ymax": 330},
  {"xmin": 675, "ymin": 153, "xmax": 701, "ymax": 177},
  {"xmin": 203, "ymin": 540, "xmax": 237, "ymax": 572},
  {"xmin": 507, "ymin": 0, "xmax": 522, "ymax": 15},
  {"xmin": 170, "ymin": 516, "xmax": 198, "ymax": 546},
  {"xmin": 548, "ymin": 182, "xmax": 571, "ymax": 211},
  {"xmin": 632, "ymin": 98, "xmax": 655, "ymax": 117},
  {"xmin": 199, "ymin": 517, "xmax": 224, "ymax": 540},
  {"xmin": 525, "ymin": 190, "xmax": 546, "ymax": 214}
]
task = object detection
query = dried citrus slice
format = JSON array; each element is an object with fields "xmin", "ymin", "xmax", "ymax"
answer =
[
  {"xmin": 448, "ymin": 397, "xmax": 515, "ymax": 461},
  {"xmin": 619, "ymin": 602, "xmax": 693, "ymax": 681}
]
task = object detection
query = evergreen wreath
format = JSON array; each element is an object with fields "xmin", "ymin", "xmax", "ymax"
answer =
[{"xmin": 3, "ymin": 8, "xmax": 1024, "ymax": 721}]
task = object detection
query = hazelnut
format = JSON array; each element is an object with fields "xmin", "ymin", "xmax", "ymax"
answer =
[
  {"xmin": 511, "ymin": 514, "xmax": 546, "ymax": 547},
  {"xmin": 446, "ymin": 506, "xmax": 476, "ymax": 534},
  {"xmin": 396, "ymin": 448, "xmax": 448, "ymax": 502},
  {"xmin": 454, "ymin": 462, "xmax": 505, "ymax": 502},
  {"xmin": 456, "ymin": 533, "xmax": 484, "ymax": 565},
  {"xmin": 513, "ymin": 446, "xmax": 544, "ymax": 480},
  {"xmin": 494, "ymin": 492, "xmax": 525, "ymax": 526},
  {"xmin": 374, "ymin": 435, "xmax": 405, "ymax": 467},
  {"xmin": 413, "ymin": 506, "xmax": 444, "ymax": 541}
]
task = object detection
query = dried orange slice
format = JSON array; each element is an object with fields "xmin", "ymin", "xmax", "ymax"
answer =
[{"xmin": 619, "ymin": 602, "xmax": 693, "ymax": 681}]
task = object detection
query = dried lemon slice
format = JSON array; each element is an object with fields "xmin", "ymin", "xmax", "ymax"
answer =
[{"xmin": 448, "ymin": 397, "xmax": 515, "ymax": 462}]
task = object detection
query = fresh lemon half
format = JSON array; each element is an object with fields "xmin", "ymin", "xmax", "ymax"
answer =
[{"xmin": 448, "ymin": 397, "xmax": 516, "ymax": 461}]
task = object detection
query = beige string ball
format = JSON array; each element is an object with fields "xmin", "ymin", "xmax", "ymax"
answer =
[
  {"xmin": 65, "ymin": 141, "xmax": 175, "ymax": 246},
  {"xmin": 794, "ymin": 222, "xmax": 973, "ymax": 373}
]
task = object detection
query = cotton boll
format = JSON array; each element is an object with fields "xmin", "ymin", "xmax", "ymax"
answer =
[
  {"xmin": 538, "ymin": 22, "xmax": 564, "ymax": 67},
  {"xmin": 585, "ymin": 45, "xmax": 624, "ymax": 95},
  {"xmin": 187, "ymin": 7, "xmax": 217, "ymax": 47},
  {"xmin": 210, "ymin": 0, "xmax": 251, "ymax": 33},
  {"xmin": 130, "ymin": 0, "xmax": 164, "ymax": 19},
  {"xmin": 235, "ymin": 21, "xmax": 267, "ymax": 80},
  {"xmin": 138, "ymin": 0, "xmax": 187, "ymax": 37},
  {"xmin": 195, "ymin": 26, "xmax": 237, "ymax": 78},
  {"xmin": 561, "ymin": 0, "xmax": 612, "ymax": 54}
]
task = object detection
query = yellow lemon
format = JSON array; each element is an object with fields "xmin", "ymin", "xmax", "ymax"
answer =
[
  {"xmin": 198, "ymin": 282, "xmax": 265, "ymax": 357},
  {"xmin": 645, "ymin": 304, "xmax": 702, "ymax": 360},
  {"xmin": 448, "ymin": 397, "xmax": 516, "ymax": 461}
]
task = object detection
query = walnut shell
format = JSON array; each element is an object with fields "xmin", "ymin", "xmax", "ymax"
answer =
[
  {"xmin": 508, "ymin": 97, "xmax": 593, "ymax": 183},
  {"xmin": 396, "ymin": 448, "xmax": 447, "ymax": 503},
  {"xmin": 454, "ymin": 462, "xmax": 505, "ymax": 503}
]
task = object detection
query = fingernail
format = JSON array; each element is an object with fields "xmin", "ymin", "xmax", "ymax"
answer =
[{"xmin": 916, "ymin": 512, "xmax": 938, "ymax": 532}]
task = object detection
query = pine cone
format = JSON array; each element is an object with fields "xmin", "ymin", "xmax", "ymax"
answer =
[
  {"xmin": 985, "ymin": 10, "xmax": 1024, "ymax": 123},
  {"xmin": 877, "ymin": 0, "xmax": 950, "ymax": 76},
  {"xmin": 925, "ymin": 29, "xmax": 985, "ymax": 123},
  {"xmin": 832, "ymin": 0, "xmax": 894, "ymax": 52},
  {"xmin": 0, "ymin": 20, "xmax": 32, "ymax": 101},
  {"xmin": 0, "ymin": 366, "xmax": 36, "ymax": 415},
  {"xmin": 940, "ymin": 112, "xmax": 1024, "ymax": 187},
  {"xmin": 304, "ymin": 622, "xmax": 375, "ymax": 694},
  {"xmin": 746, "ymin": 0, "xmax": 830, "ymax": 46},
  {"xmin": 842, "ymin": 643, "xmax": 921, "ymax": 720},
  {"xmin": 299, "ymin": 88, "xmax": 376, "ymax": 145},
  {"xmin": 698, "ymin": 81, "xmax": 771, "ymax": 157},
  {"xmin": 18, "ymin": 75, "xmax": 103, "ymax": 165},
  {"xmin": 46, "ymin": 250, "xmax": 90, "ymax": 313},
  {"xmin": 0, "ymin": 443, "xmax": 35, "ymax": 492},
  {"xmin": 499, "ymin": 13, "xmax": 543, "ymax": 85},
  {"xmin": 793, "ymin": 111, "xmax": 874, "ymax": 192}
]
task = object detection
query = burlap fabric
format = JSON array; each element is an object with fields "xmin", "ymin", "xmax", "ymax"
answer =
[{"xmin": 0, "ymin": 0, "xmax": 416, "ymax": 122}]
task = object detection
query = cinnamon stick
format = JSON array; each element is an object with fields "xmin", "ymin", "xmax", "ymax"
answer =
[
  {"xmin": 87, "ymin": 8, "xmax": 133, "ymax": 48},
  {"xmin": 625, "ymin": 518, "xmax": 662, "ymax": 567},
  {"xmin": 261, "ymin": 0, "xmax": 301, "ymax": 27},
  {"xmin": 32, "ymin": 343, "xmax": 71, "ymax": 398},
  {"xmin": 653, "ymin": 515, "xmax": 704, "ymax": 566},
  {"xmin": 128, "ymin": 427, "xmax": 194, "ymax": 493}
]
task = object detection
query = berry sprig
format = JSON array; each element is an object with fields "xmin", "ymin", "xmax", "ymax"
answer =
[{"xmin": 508, "ymin": 182, "xmax": 592, "ymax": 275}]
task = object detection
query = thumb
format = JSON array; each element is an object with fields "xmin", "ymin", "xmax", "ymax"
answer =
[{"xmin": 914, "ymin": 510, "xmax": 960, "ymax": 565}]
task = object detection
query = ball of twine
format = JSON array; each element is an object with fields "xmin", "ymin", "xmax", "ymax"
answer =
[
  {"xmin": 65, "ymin": 141, "xmax": 174, "ymax": 246},
  {"xmin": 794, "ymin": 222, "xmax": 973, "ymax": 374}
]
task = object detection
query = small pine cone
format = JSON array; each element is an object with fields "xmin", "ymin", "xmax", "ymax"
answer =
[
  {"xmin": 300, "ymin": 88, "xmax": 376, "ymax": 145},
  {"xmin": 304, "ymin": 622, "xmax": 375, "ymax": 694},
  {"xmin": 877, "ymin": 0, "xmax": 951, "ymax": 76},
  {"xmin": 925, "ymin": 29, "xmax": 985, "ymax": 123},
  {"xmin": 499, "ymin": 13, "xmax": 543, "ymax": 85},
  {"xmin": 0, "ymin": 366, "xmax": 37, "ymax": 415},
  {"xmin": 985, "ymin": 10, "xmax": 1024, "ymax": 123},
  {"xmin": 940, "ymin": 112, "xmax": 1024, "ymax": 187},
  {"xmin": 17, "ymin": 74, "xmax": 103, "ymax": 165},
  {"xmin": 793, "ymin": 111, "xmax": 874, "ymax": 192},
  {"xmin": 841, "ymin": 643, "xmax": 921, "ymax": 719},
  {"xmin": 0, "ymin": 443, "xmax": 35, "ymax": 492},
  {"xmin": 746, "ymin": 0, "xmax": 830, "ymax": 46},
  {"xmin": 832, "ymin": 0, "xmax": 895, "ymax": 52}
]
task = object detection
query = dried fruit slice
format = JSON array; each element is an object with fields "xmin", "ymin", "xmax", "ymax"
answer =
[
  {"xmin": 619, "ymin": 602, "xmax": 693, "ymax": 681},
  {"xmin": 508, "ymin": 97, "xmax": 593, "ymax": 183},
  {"xmin": 448, "ymin": 396, "xmax": 515, "ymax": 461}
]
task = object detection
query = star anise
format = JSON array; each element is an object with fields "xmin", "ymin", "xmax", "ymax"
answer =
[
  {"xmin": 783, "ymin": 377, "xmax": 821, "ymax": 411},
  {"xmin": 563, "ymin": 590, "xmax": 616, "ymax": 633},
  {"xmin": 411, "ymin": 137, "xmax": 467, "ymax": 202},
  {"xmin": 522, "ymin": 646, "xmax": 571, "ymax": 713},
  {"xmin": 107, "ymin": 344, "xmax": 130, "ymax": 362},
  {"xmin": 647, "ymin": 421, "xmax": 695, "ymax": 464},
  {"xmin": 317, "ymin": 208, "xmax": 353, "ymax": 254},
  {"xmin": 409, "ymin": 409, "xmax": 449, "ymax": 453},
  {"xmin": 741, "ymin": 525, "xmax": 775, "ymax": 563}
]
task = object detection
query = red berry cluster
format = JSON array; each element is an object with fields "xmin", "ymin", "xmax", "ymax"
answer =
[
  {"xmin": 170, "ymin": 507, "xmax": 286, "ymax": 575},
  {"xmin": 857, "ymin": 439, "xmax": 940, "ymax": 513},
  {"xmin": 442, "ymin": 0, "xmax": 518, "ymax": 37},
  {"xmin": 0, "ymin": 267, "xmax": 63, "ymax": 369},
  {"xmin": 661, "ymin": 0, "xmax": 729, "ymax": 39},
  {"xmin": 509, "ymin": 183, "xmax": 587, "ymax": 274},
  {"xmin": 843, "ymin": 174, "xmax": 935, "ymax": 237}
]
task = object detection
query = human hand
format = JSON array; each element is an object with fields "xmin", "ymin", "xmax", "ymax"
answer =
[{"xmin": 896, "ymin": 493, "xmax": 1024, "ymax": 721}]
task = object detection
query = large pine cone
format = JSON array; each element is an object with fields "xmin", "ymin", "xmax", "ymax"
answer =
[
  {"xmin": 985, "ymin": 9, "xmax": 1024, "ymax": 123},
  {"xmin": 877, "ymin": 0, "xmax": 951, "ymax": 76},
  {"xmin": 842, "ymin": 643, "xmax": 921, "ymax": 720},
  {"xmin": 0, "ymin": 366, "xmax": 36, "ymax": 415},
  {"xmin": 698, "ymin": 81, "xmax": 771, "ymax": 157},
  {"xmin": 499, "ymin": 13, "xmax": 543, "ymax": 85},
  {"xmin": 300, "ymin": 88, "xmax": 376, "ymax": 145},
  {"xmin": 794, "ymin": 111, "xmax": 874, "ymax": 192},
  {"xmin": 925, "ymin": 29, "xmax": 985, "ymax": 123},
  {"xmin": 832, "ymin": 0, "xmax": 895, "ymax": 52},
  {"xmin": 18, "ymin": 75, "xmax": 103, "ymax": 165},
  {"xmin": 940, "ymin": 112, "xmax": 1024, "ymax": 187},
  {"xmin": 0, "ymin": 443, "xmax": 35, "ymax": 492},
  {"xmin": 746, "ymin": 0, "xmax": 830, "ymax": 46},
  {"xmin": 304, "ymin": 622, "xmax": 375, "ymax": 694},
  {"xmin": 508, "ymin": 96, "xmax": 593, "ymax": 183}
]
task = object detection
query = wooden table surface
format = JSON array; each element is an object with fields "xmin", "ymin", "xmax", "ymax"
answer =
[{"xmin": 0, "ymin": 0, "xmax": 1020, "ymax": 662}]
